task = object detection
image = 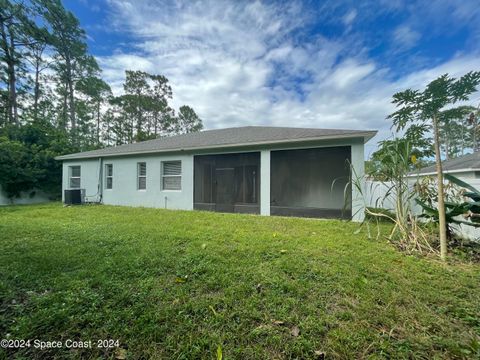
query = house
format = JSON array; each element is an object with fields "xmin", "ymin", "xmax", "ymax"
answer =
[
  {"xmin": 56, "ymin": 126, "xmax": 377, "ymax": 221},
  {"xmin": 412, "ymin": 152, "xmax": 480, "ymax": 182}
]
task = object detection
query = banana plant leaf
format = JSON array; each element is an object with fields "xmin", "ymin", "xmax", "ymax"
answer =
[
  {"xmin": 444, "ymin": 173, "xmax": 479, "ymax": 193},
  {"xmin": 464, "ymin": 192, "xmax": 480, "ymax": 202},
  {"xmin": 415, "ymin": 198, "xmax": 471, "ymax": 225},
  {"xmin": 416, "ymin": 174, "xmax": 480, "ymax": 227}
]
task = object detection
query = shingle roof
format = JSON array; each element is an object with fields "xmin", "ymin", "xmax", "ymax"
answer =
[
  {"xmin": 416, "ymin": 152, "xmax": 480, "ymax": 175},
  {"xmin": 56, "ymin": 126, "xmax": 377, "ymax": 160}
]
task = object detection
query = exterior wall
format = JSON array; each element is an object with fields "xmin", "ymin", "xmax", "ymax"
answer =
[
  {"xmin": 60, "ymin": 137, "xmax": 367, "ymax": 221},
  {"xmin": 62, "ymin": 158, "xmax": 101, "ymax": 203},
  {"xmin": 63, "ymin": 155, "xmax": 193, "ymax": 210},
  {"xmin": 102, "ymin": 154, "xmax": 193, "ymax": 210},
  {"xmin": 350, "ymin": 139, "xmax": 365, "ymax": 222},
  {"xmin": 260, "ymin": 150, "xmax": 271, "ymax": 215}
]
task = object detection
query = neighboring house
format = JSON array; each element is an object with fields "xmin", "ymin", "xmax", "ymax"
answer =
[
  {"xmin": 411, "ymin": 152, "xmax": 480, "ymax": 182},
  {"xmin": 56, "ymin": 126, "xmax": 376, "ymax": 221}
]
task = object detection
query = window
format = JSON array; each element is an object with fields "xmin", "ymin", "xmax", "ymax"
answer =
[
  {"xmin": 162, "ymin": 161, "xmax": 182, "ymax": 190},
  {"xmin": 69, "ymin": 166, "xmax": 81, "ymax": 189},
  {"xmin": 105, "ymin": 164, "xmax": 113, "ymax": 189},
  {"xmin": 137, "ymin": 162, "xmax": 147, "ymax": 190}
]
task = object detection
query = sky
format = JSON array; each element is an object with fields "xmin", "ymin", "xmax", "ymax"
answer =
[{"xmin": 65, "ymin": 0, "xmax": 480, "ymax": 157}]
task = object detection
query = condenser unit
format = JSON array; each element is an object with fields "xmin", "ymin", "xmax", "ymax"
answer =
[{"xmin": 64, "ymin": 189, "xmax": 85, "ymax": 205}]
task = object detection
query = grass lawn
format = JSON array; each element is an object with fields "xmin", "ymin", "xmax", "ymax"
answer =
[{"xmin": 0, "ymin": 204, "xmax": 479, "ymax": 359}]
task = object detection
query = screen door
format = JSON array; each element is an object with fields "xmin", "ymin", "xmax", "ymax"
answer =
[{"xmin": 215, "ymin": 168, "xmax": 235, "ymax": 212}]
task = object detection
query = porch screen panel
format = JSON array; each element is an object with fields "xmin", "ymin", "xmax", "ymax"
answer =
[
  {"xmin": 194, "ymin": 152, "xmax": 260, "ymax": 214},
  {"xmin": 270, "ymin": 146, "xmax": 351, "ymax": 218}
]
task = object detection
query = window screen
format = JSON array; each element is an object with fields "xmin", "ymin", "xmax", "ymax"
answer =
[
  {"xmin": 137, "ymin": 162, "xmax": 147, "ymax": 190},
  {"xmin": 162, "ymin": 161, "xmax": 181, "ymax": 190},
  {"xmin": 105, "ymin": 164, "xmax": 113, "ymax": 189},
  {"xmin": 69, "ymin": 166, "xmax": 81, "ymax": 189}
]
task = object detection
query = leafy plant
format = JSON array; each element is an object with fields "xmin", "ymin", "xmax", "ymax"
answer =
[
  {"xmin": 351, "ymin": 138, "xmax": 436, "ymax": 254},
  {"xmin": 416, "ymin": 174, "xmax": 480, "ymax": 238},
  {"xmin": 388, "ymin": 72, "xmax": 480, "ymax": 260}
]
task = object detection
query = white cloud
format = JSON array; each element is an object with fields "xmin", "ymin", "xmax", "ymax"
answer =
[
  {"xmin": 393, "ymin": 25, "xmax": 421, "ymax": 50},
  {"xmin": 342, "ymin": 9, "xmax": 357, "ymax": 28},
  {"xmin": 97, "ymin": 0, "xmax": 480, "ymax": 158}
]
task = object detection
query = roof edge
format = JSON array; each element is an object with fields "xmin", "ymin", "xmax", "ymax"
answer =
[
  {"xmin": 407, "ymin": 168, "xmax": 480, "ymax": 177},
  {"xmin": 56, "ymin": 130, "xmax": 377, "ymax": 161}
]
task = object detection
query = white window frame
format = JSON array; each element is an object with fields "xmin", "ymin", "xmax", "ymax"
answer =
[
  {"xmin": 69, "ymin": 165, "xmax": 81, "ymax": 189},
  {"xmin": 137, "ymin": 162, "xmax": 147, "ymax": 190},
  {"xmin": 161, "ymin": 160, "xmax": 182, "ymax": 191},
  {"xmin": 105, "ymin": 164, "xmax": 113, "ymax": 190}
]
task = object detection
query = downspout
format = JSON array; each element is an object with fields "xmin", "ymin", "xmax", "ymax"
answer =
[{"xmin": 98, "ymin": 157, "xmax": 103, "ymax": 203}]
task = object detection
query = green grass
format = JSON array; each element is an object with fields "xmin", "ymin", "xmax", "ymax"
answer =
[{"xmin": 0, "ymin": 203, "xmax": 479, "ymax": 359}]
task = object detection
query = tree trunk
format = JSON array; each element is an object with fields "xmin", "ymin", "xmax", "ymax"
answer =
[
  {"xmin": 433, "ymin": 114, "xmax": 448, "ymax": 260},
  {"xmin": 96, "ymin": 101, "xmax": 100, "ymax": 145},
  {"xmin": 7, "ymin": 24, "xmax": 18, "ymax": 124},
  {"xmin": 1, "ymin": 20, "xmax": 16, "ymax": 125},
  {"xmin": 33, "ymin": 60, "xmax": 40, "ymax": 122},
  {"xmin": 65, "ymin": 57, "xmax": 76, "ymax": 132},
  {"xmin": 61, "ymin": 91, "xmax": 68, "ymax": 129}
]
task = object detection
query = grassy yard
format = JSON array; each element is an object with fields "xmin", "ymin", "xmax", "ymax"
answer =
[{"xmin": 0, "ymin": 204, "xmax": 479, "ymax": 359}]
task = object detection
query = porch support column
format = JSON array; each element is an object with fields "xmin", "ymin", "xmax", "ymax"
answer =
[
  {"xmin": 351, "ymin": 140, "xmax": 365, "ymax": 222},
  {"xmin": 260, "ymin": 150, "xmax": 271, "ymax": 216}
]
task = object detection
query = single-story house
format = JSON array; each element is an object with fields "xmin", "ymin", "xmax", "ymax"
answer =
[
  {"xmin": 56, "ymin": 126, "xmax": 377, "ymax": 221},
  {"xmin": 411, "ymin": 152, "xmax": 480, "ymax": 182}
]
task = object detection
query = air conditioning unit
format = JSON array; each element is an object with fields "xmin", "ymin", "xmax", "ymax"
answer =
[{"xmin": 64, "ymin": 189, "xmax": 85, "ymax": 205}]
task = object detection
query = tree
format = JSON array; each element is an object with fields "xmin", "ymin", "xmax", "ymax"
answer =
[
  {"xmin": 176, "ymin": 105, "xmax": 203, "ymax": 134},
  {"xmin": 123, "ymin": 70, "xmax": 150, "ymax": 140},
  {"xmin": 388, "ymin": 72, "xmax": 480, "ymax": 260},
  {"xmin": 76, "ymin": 76, "xmax": 112, "ymax": 145},
  {"xmin": 0, "ymin": 135, "xmax": 36, "ymax": 197},
  {"xmin": 0, "ymin": 121, "xmax": 75, "ymax": 199},
  {"xmin": 0, "ymin": 1, "xmax": 203, "ymax": 200},
  {"xmin": 39, "ymin": 0, "xmax": 98, "ymax": 137},
  {"xmin": 0, "ymin": 0, "xmax": 40, "ymax": 125},
  {"xmin": 149, "ymin": 74, "xmax": 173, "ymax": 136},
  {"xmin": 467, "ymin": 105, "xmax": 480, "ymax": 152},
  {"xmin": 367, "ymin": 124, "xmax": 433, "ymax": 181},
  {"xmin": 438, "ymin": 106, "xmax": 475, "ymax": 160},
  {"xmin": 112, "ymin": 70, "xmax": 201, "ymax": 143},
  {"xmin": 23, "ymin": 25, "xmax": 53, "ymax": 123}
]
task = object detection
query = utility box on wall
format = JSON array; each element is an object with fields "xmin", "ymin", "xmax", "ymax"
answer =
[{"xmin": 64, "ymin": 189, "xmax": 85, "ymax": 205}]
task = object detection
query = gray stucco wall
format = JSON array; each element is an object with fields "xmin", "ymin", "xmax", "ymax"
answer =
[
  {"xmin": 102, "ymin": 154, "xmax": 193, "ymax": 210},
  {"xmin": 63, "ymin": 154, "xmax": 194, "ymax": 210},
  {"xmin": 61, "ymin": 138, "xmax": 367, "ymax": 221},
  {"xmin": 62, "ymin": 158, "xmax": 102, "ymax": 203},
  {"xmin": 351, "ymin": 139, "xmax": 365, "ymax": 222}
]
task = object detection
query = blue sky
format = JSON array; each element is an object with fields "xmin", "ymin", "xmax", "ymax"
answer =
[{"xmin": 65, "ymin": 0, "xmax": 480, "ymax": 156}]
